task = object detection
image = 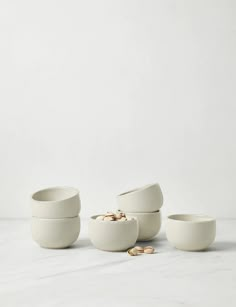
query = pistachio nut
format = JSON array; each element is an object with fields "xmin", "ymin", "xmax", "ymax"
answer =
[
  {"xmin": 96, "ymin": 211, "xmax": 128, "ymax": 222},
  {"xmin": 103, "ymin": 216, "xmax": 115, "ymax": 221},
  {"xmin": 127, "ymin": 248, "xmax": 138, "ymax": 256},
  {"xmin": 135, "ymin": 246, "xmax": 144, "ymax": 253},
  {"xmin": 144, "ymin": 246, "xmax": 155, "ymax": 254},
  {"xmin": 105, "ymin": 212, "xmax": 115, "ymax": 217}
]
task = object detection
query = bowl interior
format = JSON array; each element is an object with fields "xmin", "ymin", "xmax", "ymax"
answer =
[
  {"xmin": 32, "ymin": 187, "xmax": 78, "ymax": 202},
  {"xmin": 168, "ymin": 214, "xmax": 215, "ymax": 223},
  {"xmin": 118, "ymin": 183, "xmax": 159, "ymax": 197}
]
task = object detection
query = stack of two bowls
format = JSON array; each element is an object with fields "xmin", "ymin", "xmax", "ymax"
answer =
[
  {"xmin": 117, "ymin": 184, "xmax": 163, "ymax": 241},
  {"xmin": 31, "ymin": 187, "xmax": 81, "ymax": 248}
]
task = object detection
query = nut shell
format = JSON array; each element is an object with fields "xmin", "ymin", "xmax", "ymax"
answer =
[
  {"xmin": 135, "ymin": 246, "xmax": 144, "ymax": 253},
  {"xmin": 127, "ymin": 248, "xmax": 138, "ymax": 256},
  {"xmin": 105, "ymin": 212, "xmax": 115, "ymax": 217},
  {"xmin": 103, "ymin": 216, "xmax": 115, "ymax": 221},
  {"xmin": 144, "ymin": 246, "xmax": 155, "ymax": 254}
]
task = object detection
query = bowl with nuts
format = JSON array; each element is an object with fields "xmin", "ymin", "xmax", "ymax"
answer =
[{"xmin": 88, "ymin": 211, "xmax": 138, "ymax": 251}]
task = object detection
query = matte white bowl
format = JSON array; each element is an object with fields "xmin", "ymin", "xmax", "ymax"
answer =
[
  {"xmin": 117, "ymin": 183, "xmax": 163, "ymax": 213},
  {"xmin": 88, "ymin": 215, "xmax": 138, "ymax": 251},
  {"xmin": 31, "ymin": 216, "xmax": 80, "ymax": 249},
  {"xmin": 126, "ymin": 211, "xmax": 161, "ymax": 241},
  {"xmin": 31, "ymin": 186, "xmax": 81, "ymax": 218},
  {"xmin": 166, "ymin": 214, "xmax": 216, "ymax": 251}
]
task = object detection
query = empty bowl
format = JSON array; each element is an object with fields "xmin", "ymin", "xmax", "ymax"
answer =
[
  {"xmin": 31, "ymin": 186, "xmax": 81, "ymax": 218},
  {"xmin": 88, "ymin": 215, "xmax": 138, "ymax": 251},
  {"xmin": 117, "ymin": 183, "xmax": 163, "ymax": 213},
  {"xmin": 31, "ymin": 216, "xmax": 80, "ymax": 248},
  {"xmin": 126, "ymin": 211, "xmax": 161, "ymax": 241},
  {"xmin": 166, "ymin": 214, "xmax": 216, "ymax": 251}
]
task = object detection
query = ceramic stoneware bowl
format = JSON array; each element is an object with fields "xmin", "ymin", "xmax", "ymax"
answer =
[
  {"xmin": 166, "ymin": 214, "xmax": 216, "ymax": 251},
  {"xmin": 117, "ymin": 183, "xmax": 163, "ymax": 213},
  {"xmin": 126, "ymin": 211, "xmax": 161, "ymax": 241},
  {"xmin": 31, "ymin": 216, "xmax": 80, "ymax": 249},
  {"xmin": 31, "ymin": 186, "xmax": 81, "ymax": 219},
  {"xmin": 88, "ymin": 215, "xmax": 138, "ymax": 251}
]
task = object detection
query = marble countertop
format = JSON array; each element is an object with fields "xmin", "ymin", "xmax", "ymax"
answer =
[{"xmin": 0, "ymin": 219, "xmax": 235, "ymax": 307}]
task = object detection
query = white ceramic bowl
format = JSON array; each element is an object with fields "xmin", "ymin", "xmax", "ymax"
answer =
[
  {"xmin": 126, "ymin": 211, "xmax": 161, "ymax": 241},
  {"xmin": 31, "ymin": 216, "xmax": 80, "ymax": 249},
  {"xmin": 166, "ymin": 214, "xmax": 216, "ymax": 251},
  {"xmin": 31, "ymin": 186, "xmax": 81, "ymax": 218},
  {"xmin": 117, "ymin": 183, "xmax": 163, "ymax": 213},
  {"xmin": 88, "ymin": 215, "xmax": 138, "ymax": 251}
]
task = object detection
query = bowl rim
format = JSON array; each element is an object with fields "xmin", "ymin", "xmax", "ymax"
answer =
[
  {"xmin": 125, "ymin": 210, "xmax": 160, "ymax": 216},
  {"xmin": 167, "ymin": 214, "xmax": 215, "ymax": 223},
  {"xmin": 90, "ymin": 215, "xmax": 137, "ymax": 224},
  {"xmin": 31, "ymin": 186, "xmax": 79, "ymax": 203},
  {"xmin": 117, "ymin": 183, "xmax": 161, "ymax": 197},
  {"xmin": 31, "ymin": 216, "xmax": 80, "ymax": 222}
]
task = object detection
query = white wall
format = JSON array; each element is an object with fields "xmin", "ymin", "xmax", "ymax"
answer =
[{"xmin": 0, "ymin": 0, "xmax": 235, "ymax": 218}]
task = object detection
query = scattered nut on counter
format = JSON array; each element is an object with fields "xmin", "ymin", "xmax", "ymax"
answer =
[
  {"xmin": 127, "ymin": 248, "xmax": 138, "ymax": 256},
  {"xmin": 96, "ymin": 210, "xmax": 128, "ymax": 221},
  {"xmin": 144, "ymin": 246, "xmax": 155, "ymax": 254},
  {"xmin": 127, "ymin": 246, "xmax": 155, "ymax": 256},
  {"xmin": 135, "ymin": 246, "xmax": 144, "ymax": 253}
]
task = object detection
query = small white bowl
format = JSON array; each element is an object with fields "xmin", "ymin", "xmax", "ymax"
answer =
[
  {"xmin": 166, "ymin": 214, "xmax": 216, "ymax": 251},
  {"xmin": 31, "ymin": 216, "xmax": 80, "ymax": 249},
  {"xmin": 126, "ymin": 211, "xmax": 161, "ymax": 241},
  {"xmin": 117, "ymin": 183, "xmax": 163, "ymax": 213},
  {"xmin": 88, "ymin": 215, "xmax": 138, "ymax": 251},
  {"xmin": 31, "ymin": 186, "xmax": 81, "ymax": 218}
]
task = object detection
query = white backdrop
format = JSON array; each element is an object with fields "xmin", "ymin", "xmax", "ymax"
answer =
[{"xmin": 0, "ymin": 0, "xmax": 235, "ymax": 218}]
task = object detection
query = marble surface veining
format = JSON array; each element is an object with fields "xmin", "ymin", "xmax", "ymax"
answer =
[{"xmin": 0, "ymin": 219, "xmax": 235, "ymax": 307}]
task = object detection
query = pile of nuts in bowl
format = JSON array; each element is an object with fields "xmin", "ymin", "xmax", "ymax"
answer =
[
  {"xmin": 128, "ymin": 246, "xmax": 155, "ymax": 256},
  {"xmin": 95, "ymin": 211, "xmax": 155, "ymax": 256},
  {"xmin": 96, "ymin": 210, "xmax": 130, "ymax": 221}
]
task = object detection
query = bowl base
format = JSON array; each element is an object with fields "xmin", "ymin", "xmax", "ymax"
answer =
[
  {"xmin": 39, "ymin": 245, "xmax": 72, "ymax": 249},
  {"xmin": 174, "ymin": 245, "xmax": 210, "ymax": 252}
]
